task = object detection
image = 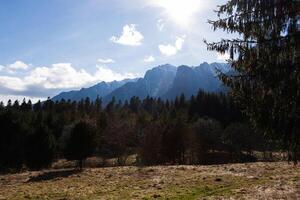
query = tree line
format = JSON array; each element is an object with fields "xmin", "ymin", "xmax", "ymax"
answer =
[{"xmin": 0, "ymin": 90, "xmax": 278, "ymax": 172}]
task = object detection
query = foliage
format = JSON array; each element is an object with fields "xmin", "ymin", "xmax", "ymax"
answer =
[
  {"xmin": 0, "ymin": 90, "xmax": 278, "ymax": 171},
  {"xmin": 25, "ymin": 125, "xmax": 56, "ymax": 170},
  {"xmin": 0, "ymin": 111, "xmax": 26, "ymax": 171},
  {"xmin": 63, "ymin": 120, "xmax": 97, "ymax": 168},
  {"xmin": 206, "ymin": 0, "xmax": 300, "ymax": 163}
]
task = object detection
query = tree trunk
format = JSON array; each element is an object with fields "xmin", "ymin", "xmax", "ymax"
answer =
[{"xmin": 79, "ymin": 159, "xmax": 83, "ymax": 170}]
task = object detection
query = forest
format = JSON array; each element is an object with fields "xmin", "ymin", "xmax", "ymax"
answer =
[
  {"xmin": 0, "ymin": 0, "xmax": 298, "ymax": 173},
  {"xmin": 0, "ymin": 0, "xmax": 299, "ymax": 199},
  {"xmin": 0, "ymin": 90, "xmax": 279, "ymax": 172}
]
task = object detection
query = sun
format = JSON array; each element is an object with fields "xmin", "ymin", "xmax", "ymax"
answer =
[{"xmin": 150, "ymin": 0, "xmax": 202, "ymax": 26}]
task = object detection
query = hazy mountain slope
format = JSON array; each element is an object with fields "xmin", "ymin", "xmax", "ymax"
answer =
[
  {"xmin": 103, "ymin": 64, "xmax": 177, "ymax": 102},
  {"xmin": 52, "ymin": 79, "xmax": 137, "ymax": 102},
  {"xmin": 163, "ymin": 62, "xmax": 225, "ymax": 99},
  {"xmin": 143, "ymin": 64, "xmax": 177, "ymax": 97}
]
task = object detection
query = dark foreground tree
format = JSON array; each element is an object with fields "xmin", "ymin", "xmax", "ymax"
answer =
[
  {"xmin": 161, "ymin": 119, "xmax": 186, "ymax": 164},
  {"xmin": 25, "ymin": 125, "xmax": 56, "ymax": 170},
  {"xmin": 138, "ymin": 121, "xmax": 164, "ymax": 165},
  {"xmin": 206, "ymin": 0, "xmax": 300, "ymax": 163},
  {"xmin": 63, "ymin": 120, "xmax": 97, "ymax": 169},
  {"xmin": 0, "ymin": 112, "xmax": 26, "ymax": 171},
  {"xmin": 101, "ymin": 115, "xmax": 136, "ymax": 165}
]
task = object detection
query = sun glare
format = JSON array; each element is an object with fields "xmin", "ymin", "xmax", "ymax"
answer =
[{"xmin": 150, "ymin": 0, "xmax": 202, "ymax": 26}]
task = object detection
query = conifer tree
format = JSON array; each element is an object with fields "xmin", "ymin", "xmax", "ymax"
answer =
[
  {"xmin": 63, "ymin": 120, "xmax": 97, "ymax": 169},
  {"xmin": 0, "ymin": 111, "xmax": 26, "ymax": 170},
  {"xmin": 0, "ymin": 101, "xmax": 4, "ymax": 111},
  {"xmin": 25, "ymin": 125, "xmax": 56, "ymax": 170},
  {"xmin": 95, "ymin": 96, "xmax": 102, "ymax": 113},
  {"xmin": 206, "ymin": 0, "xmax": 300, "ymax": 163}
]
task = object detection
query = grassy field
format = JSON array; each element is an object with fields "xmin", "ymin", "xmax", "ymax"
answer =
[{"xmin": 0, "ymin": 162, "xmax": 299, "ymax": 200}]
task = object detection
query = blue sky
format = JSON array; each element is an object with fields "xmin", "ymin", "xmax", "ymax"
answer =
[{"xmin": 0, "ymin": 0, "xmax": 230, "ymax": 102}]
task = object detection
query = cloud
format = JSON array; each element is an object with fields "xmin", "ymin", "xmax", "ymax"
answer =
[
  {"xmin": 158, "ymin": 36, "xmax": 185, "ymax": 56},
  {"xmin": 110, "ymin": 24, "xmax": 144, "ymax": 46},
  {"xmin": 157, "ymin": 19, "xmax": 165, "ymax": 31},
  {"xmin": 159, "ymin": 45, "xmax": 177, "ymax": 56},
  {"xmin": 217, "ymin": 52, "xmax": 230, "ymax": 61},
  {"xmin": 0, "ymin": 76, "xmax": 26, "ymax": 91},
  {"xmin": 97, "ymin": 58, "xmax": 115, "ymax": 64},
  {"xmin": 95, "ymin": 65, "xmax": 136, "ymax": 82},
  {"xmin": 0, "ymin": 63, "xmax": 138, "ymax": 98},
  {"xmin": 24, "ymin": 63, "xmax": 95, "ymax": 89},
  {"xmin": 143, "ymin": 55, "xmax": 155, "ymax": 63},
  {"xmin": 8, "ymin": 61, "xmax": 29, "ymax": 71},
  {"xmin": 0, "ymin": 61, "xmax": 30, "ymax": 73}
]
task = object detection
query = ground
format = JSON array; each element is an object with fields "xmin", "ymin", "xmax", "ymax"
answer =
[{"xmin": 0, "ymin": 162, "xmax": 299, "ymax": 200}]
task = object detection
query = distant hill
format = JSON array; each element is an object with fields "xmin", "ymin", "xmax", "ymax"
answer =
[{"xmin": 52, "ymin": 62, "xmax": 230, "ymax": 103}]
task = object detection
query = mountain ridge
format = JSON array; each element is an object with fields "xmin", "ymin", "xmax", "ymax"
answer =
[
  {"xmin": 52, "ymin": 62, "xmax": 229, "ymax": 103},
  {"xmin": 52, "ymin": 79, "xmax": 138, "ymax": 102}
]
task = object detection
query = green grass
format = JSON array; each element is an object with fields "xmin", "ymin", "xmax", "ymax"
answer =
[{"xmin": 149, "ymin": 175, "xmax": 267, "ymax": 200}]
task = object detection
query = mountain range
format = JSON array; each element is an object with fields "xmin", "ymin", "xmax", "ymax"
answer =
[{"xmin": 52, "ymin": 62, "xmax": 230, "ymax": 103}]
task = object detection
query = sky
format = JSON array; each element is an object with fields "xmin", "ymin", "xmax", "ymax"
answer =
[{"xmin": 0, "ymin": 0, "xmax": 230, "ymax": 102}]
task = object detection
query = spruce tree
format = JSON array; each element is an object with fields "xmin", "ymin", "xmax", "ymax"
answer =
[
  {"xmin": 25, "ymin": 125, "xmax": 56, "ymax": 170},
  {"xmin": 0, "ymin": 111, "xmax": 26, "ymax": 170},
  {"xmin": 63, "ymin": 120, "xmax": 97, "ymax": 169},
  {"xmin": 206, "ymin": 0, "xmax": 300, "ymax": 163}
]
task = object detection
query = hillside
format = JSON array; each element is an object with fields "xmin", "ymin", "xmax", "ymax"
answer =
[{"xmin": 0, "ymin": 162, "xmax": 299, "ymax": 199}]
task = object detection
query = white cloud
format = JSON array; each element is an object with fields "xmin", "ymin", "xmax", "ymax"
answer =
[
  {"xmin": 157, "ymin": 19, "xmax": 165, "ymax": 31},
  {"xmin": 110, "ymin": 24, "xmax": 144, "ymax": 46},
  {"xmin": 143, "ymin": 55, "xmax": 155, "ymax": 63},
  {"xmin": 159, "ymin": 36, "xmax": 185, "ymax": 56},
  {"xmin": 159, "ymin": 44, "xmax": 177, "ymax": 56},
  {"xmin": 8, "ymin": 61, "xmax": 29, "ymax": 71},
  {"xmin": 24, "ymin": 63, "xmax": 95, "ymax": 89},
  {"xmin": 23, "ymin": 63, "xmax": 136, "ymax": 89},
  {"xmin": 0, "ymin": 61, "xmax": 30, "ymax": 73},
  {"xmin": 217, "ymin": 52, "xmax": 230, "ymax": 61},
  {"xmin": 97, "ymin": 58, "xmax": 115, "ymax": 64},
  {"xmin": 95, "ymin": 65, "xmax": 136, "ymax": 82},
  {"xmin": 0, "ymin": 63, "xmax": 138, "ymax": 98},
  {"xmin": 0, "ymin": 76, "xmax": 26, "ymax": 91}
]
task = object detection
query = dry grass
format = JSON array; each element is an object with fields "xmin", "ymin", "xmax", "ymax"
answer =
[{"xmin": 0, "ymin": 162, "xmax": 299, "ymax": 200}]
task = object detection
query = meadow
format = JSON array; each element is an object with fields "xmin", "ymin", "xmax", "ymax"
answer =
[{"xmin": 1, "ymin": 162, "xmax": 299, "ymax": 200}]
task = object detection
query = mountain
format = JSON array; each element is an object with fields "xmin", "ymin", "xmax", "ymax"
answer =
[
  {"xmin": 163, "ymin": 62, "xmax": 224, "ymax": 99},
  {"xmin": 103, "ymin": 64, "xmax": 177, "ymax": 102},
  {"xmin": 52, "ymin": 79, "xmax": 137, "ymax": 102},
  {"xmin": 210, "ymin": 62, "xmax": 231, "ymax": 74},
  {"xmin": 52, "ymin": 62, "xmax": 230, "ymax": 103}
]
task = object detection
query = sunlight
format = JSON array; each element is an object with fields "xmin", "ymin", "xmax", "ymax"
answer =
[{"xmin": 150, "ymin": 0, "xmax": 202, "ymax": 26}]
